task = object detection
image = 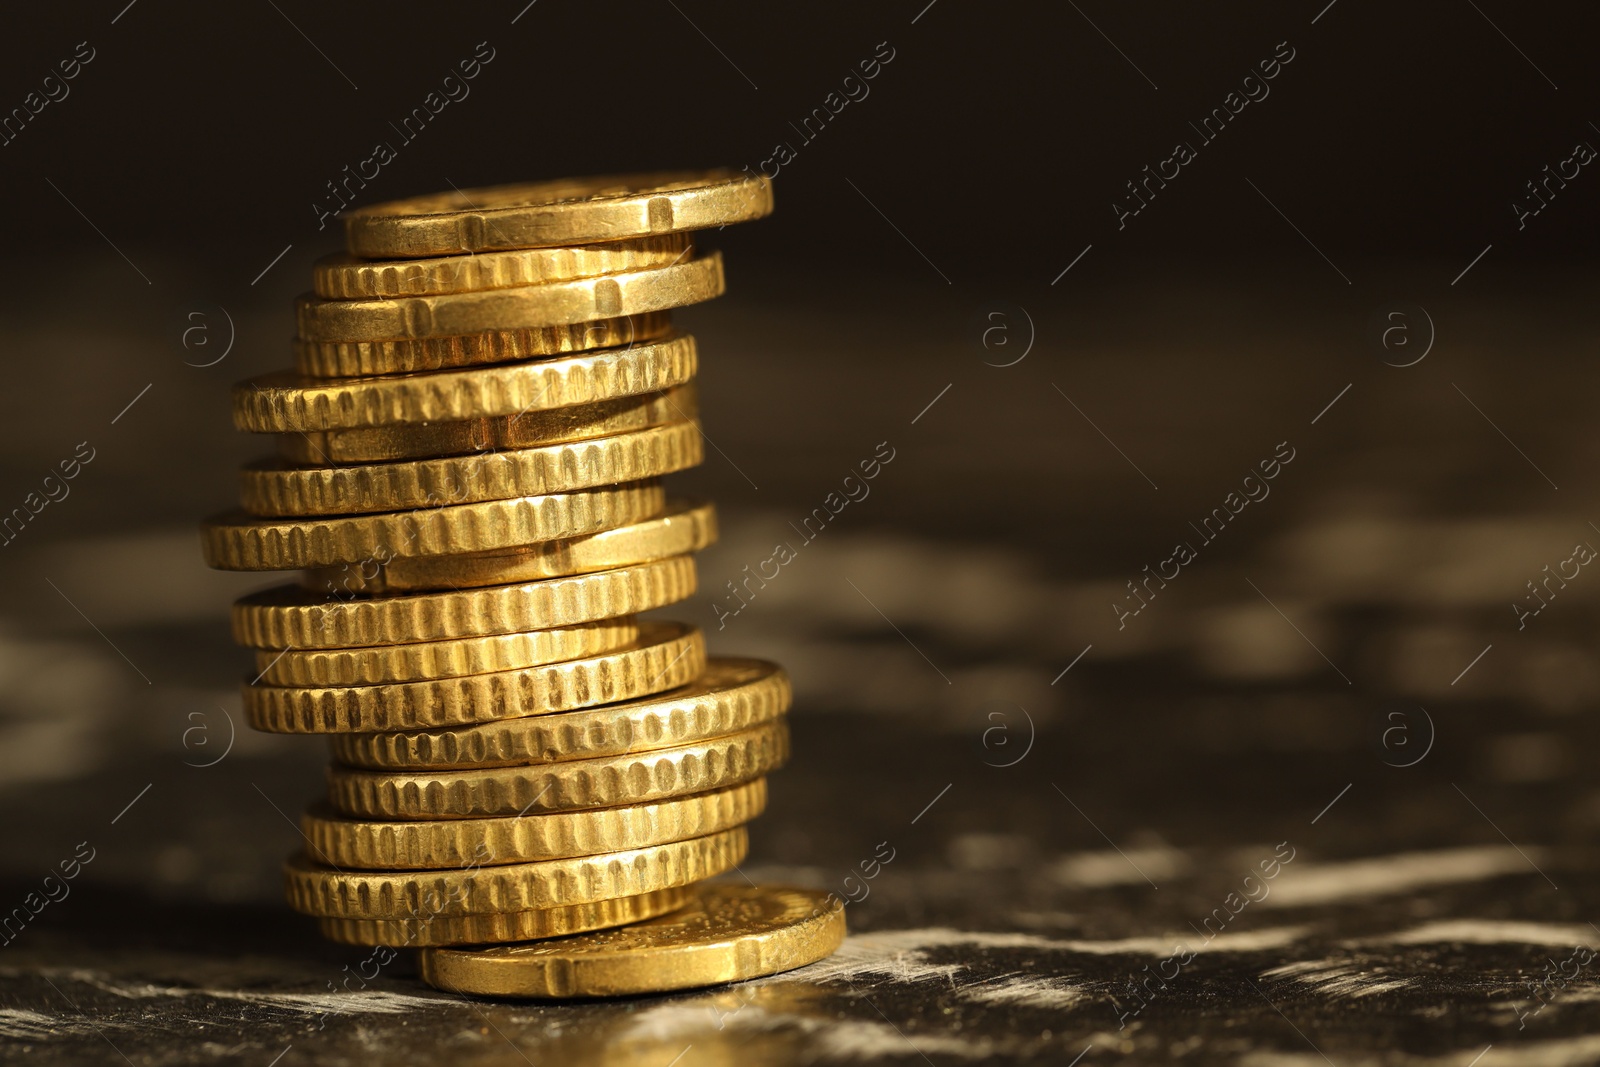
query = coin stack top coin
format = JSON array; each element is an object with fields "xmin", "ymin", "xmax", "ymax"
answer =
[{"xmin": 201, "ymin": 170, "xmax": 843, "ymax": 993}]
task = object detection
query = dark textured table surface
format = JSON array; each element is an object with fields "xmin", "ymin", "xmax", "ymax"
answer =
[{"xmin": 1, "ymin": 255, "xmax": 1598, "ymax": 1066}]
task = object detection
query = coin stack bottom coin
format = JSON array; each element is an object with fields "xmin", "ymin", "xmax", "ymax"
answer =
[{"xmin": 202, "ymin": 170, "xmax": 843, "ymax": 995}]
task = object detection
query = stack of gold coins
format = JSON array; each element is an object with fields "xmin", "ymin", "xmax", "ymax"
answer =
[{"xmin": 201, "ymin": 172, "xmax": 844, "ymax": 997}]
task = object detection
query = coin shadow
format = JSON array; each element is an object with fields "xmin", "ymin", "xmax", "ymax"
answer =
[{"xmin": 0, "ymin": 875, "xmax": 388, "ymax": 972}]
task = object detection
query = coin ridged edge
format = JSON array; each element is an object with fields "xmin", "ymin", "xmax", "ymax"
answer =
[
  {"xmin": 259, "ymin": 618, "xmax": 641, "ymax": 688},
  {"xmin": 315, "ymin": 886, "xmax": 693, "ymax": 947},
  {"xmin": 232, "ymin": 333, "xmax": 696, "ymax": 433},
  {"xmin": 202, "ymin": 482, "xmax": 664, "ymax": 571},
  {"xmin": 293, "ymin": 312, "xmax": 674, "ymax": 378},
  {"xmin": 329, "ymin": 658, "xmax": 790, "ymax": 769},
  {"xmin": 302, "ymin": 779, "xmax": 767, "ymax": 869},
  {"xmin": 240, "ymin": 422, "xmax": 702, "ymax": 517},
  {"xmin": 295, "ymin": 254, "xmax": 723, "ymax": 342},
  {"xmin": 245, "ymin": 624, "xmax": 705, "ymax": 733},
  {"xmin": 325, "ymin": 721, "xmax": 789, "ymax": 818},
  {"xmin": 278, "ymin": 381, "xmax": 694, "ymax": 465},
  {"xmin": 284, "ymin": 826, "xmax": 747, "ymax": 918},
  {"xmin": 231, "ymin": 556, "xmax": 696, "ymax": 649},
  {"xmin": 306, "ymin": 498, "xmax": 715, "ymax": 594},
  {"xmin": 312, "ymin": 236, "xmax": 693, "ymax": 300},
  {"xmin": 343, "ymin": 171, "xmax": 773, "ymax": 257}
]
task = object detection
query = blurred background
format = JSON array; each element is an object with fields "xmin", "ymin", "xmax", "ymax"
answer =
[{"xmin": 3, "ymin": 2, "xmax": 1600, "ymax": 1064}]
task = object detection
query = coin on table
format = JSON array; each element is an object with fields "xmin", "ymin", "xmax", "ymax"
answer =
[
  {"xmin": 246, "ymin": 621, "xmax": 704, "ymax": 733},
  {"xmin": 241, "ymin": 421, "xmax": 701, "ymax": 517},
  {"xmin": 303, "ymin": 498, "xmax": 715, "ymax": 594},
  {"xmin": 345, "ymin": 170, "xmax": 773, "ymax": 257},
  {"xmin": 296, "ymin": 254, "xmax": 723, "ymax": 342},
  {"xmin": 317, "ymin": 886, "xmax": 692, "ymax": 948},
  {"xmin": 331, "ymin": 657, "xmax": 789, "ymax": 769},
  {"xmin": 201, "ymin": 481, "xmax": 664, "ymax": 571},
  {"xmin": 278, "ymin": 384, "xmax": 695, "ymax": 464},
  {"xmin": 284, "ymin": 826, "xmax": 747, "ymax": 919},
  {"xmin": 232, "ymin": 556, "xmax": 695, "ymax": 650},
  {"xmin": 326, "ymin": 720, "xmax": 788, "ymax": 819},
  {"xmin": 312, "ymin": 234, "xmax": 693, "ymax": 299},
  {"xmin": 256, "ymin": 617, "xmax": 640, "ymax": 687},
  {"xmin": 420, "ymin": 884, "xmax": 845, "ymax": 997},
  {"xmin": 294, "ymin": 311, "xmax": 672, "ymax": 378},
  {"xmin": 233, "ymin": 333, "xmax": 695, "ymax": 433},
  {"xmin": 302, "ymin": 779, "xmax": 766, "ymax": 869}
]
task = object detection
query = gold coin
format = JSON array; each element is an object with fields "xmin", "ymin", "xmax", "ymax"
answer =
[
  {"xmin": 316, "ymin": 886, "xmax": 691, "ymax": 948},
  {"xmin": 326, "ymin": 721, "xmax": 788, "ymax": 819},
  {"xmin": 284, "ymin": 826, "xmax": 747, "ymax": 919},
  {"xmin": 232, "ymin": 333, "xmax": 695, "ymax": 433},
  {"xmin": 258, "ymin": 618, "xmax": 640, "ymax": 687},
  {"xmin": 296, "ymin": 254, "xmax": 722, "ymax": 342},
  {"xmin": 231, "ymin": 556, "xmax": 695, "ymax": 650},
  {"xmin": 345, "ymin": 170, "xmax": 773, "ymax": 257},
  {"xmin": 312, "ymin": 235, "xmax": 693, "ymax": 299},
  {"xmin": 279, "ymin": 384, "xmax": 695, "ymax": 464},
  {"xmin": 201, "ymin": 481, "xmax": 664, "ymax": 572},
  {"xmin": 241, "ymin": 421, "xmax": 701, "ymax": 517},
  {"xmin": 246, "ymin": 621, "xmax": 704, "ymax": 733},
  {"xmin": 302, "ymin": 779, "xmax": 766, "ymax": 869},
  {"xmin": 294, "ymin": 311, "xmax": 672, "ymax": 379},
  {"xmin": 304, "ymin": 498, "xmax": 715, "ymax": 594},
  {"xmin": 331, "ymin": 657, "xmax": 789, "ymax": 769},
  {"xmin": 419, "ymin": 884, "xmax": 845, "ymax": 998}
]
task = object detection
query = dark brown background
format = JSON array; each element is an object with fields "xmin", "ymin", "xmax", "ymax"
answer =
[{"xmin": 1, "ymin": 2, "xmax": 1598, "ymax": 1064}]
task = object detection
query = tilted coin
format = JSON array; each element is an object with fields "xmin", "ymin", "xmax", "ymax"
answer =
[
  {"xmin": 302, "ymin": 779, "xmax": 766, "ymax": 869},
  {"xmin": 419, "ymin": 884, "xmax": 845, "ymax": 998},
  {"xmin": 345, "ymin": 170, "xmax": 773, "ymax": 257},
  {"xmin": 279, "ymin": 384, "xmax": 695, "ymax": 464},
  {"xmin": 241, "ymin": 421, "xmax": 701, "ymax": 517},
  {"xmin": 302, "ymin": 498, "xmax": 715, "ymax": 594},
  {"xmin": 331, "ymin": 657, "xmax": 789, "ymax": 769},
  {"xmin": 312, "ymin": 234, "xmax": 693, "ymax": 299},
  {"xmin": 294, "ymin": 311, "xmax": 672, "ymax": 378},
  {"xmin": 296, "ymin": 254, "xmax": 723, "ymax": 342},
  {"xmin": 201, "ymin": 481, "xmax": 664, "ymax": 571},
  {"xmin": 246, "ymin": 621, "xmax": 704, "ymax": 733},
  {"xmin": 232, "ymin": 556, "xmax": 695, "ymax": 649},
  {"xmin": 284, "ymin": 826, "xmax": 747, "ymax": 919},
  {"xmin": 317, "ymin": 886, "xmax": 691, "ymax": 948},
  {"xmin": 257, "ymin": 618, "xmax": 640, "ymax": 687},
  {"xmin": 233, "ymin": 333, "xmax": 695, "ymax": 433},
  {"xmin": 326, "ymin": 720, "xmax": 789, "ymax": 819}
]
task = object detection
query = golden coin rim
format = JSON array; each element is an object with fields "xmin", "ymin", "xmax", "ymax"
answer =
[
  {"xmin": 418, "ymin": 884, "xmax": 845, "ymax": 997},
  {"xmin": 277, "ymin": 382, "xmax": 695, "ymax": 465},
  {"xmin": 305, "ymin": 498, "xmax": 714, "ymax": 594},
  {"xmin": 312, "ymin": 235, "xmax": 693, "ymax": 299},
  {"xmin": 329, "ymin": 657, "xmax": 789, "ymax": 769},
  {"xmin": 244, "ymin": 622, "xmax": 705, "ymax": 733},
  {"xmin": 295, "ymin": 253, "xmax": 722, "ymax": 342},
  {"xmin": 300, "ymin": 779, "xmax": 767, "ymax": 870},
  {"xmin": 231, "ymin": 556, "xmax": 696, "ymax": 649},
  {"xmin": 240, "ymin": 421, "xmax": 701, "ymax": 517},
  {"xmin": 344, "ymin": 170, "xmax": 772, "ymax": 257},
  {"xmin": 324, "ymin": 720, "xmax": 789, "ymax": 819},
  {"xmin": 292, "ymin": 311, "xmax": 674, "ymax": 378},
  {"xmin": 231, "ymin": 332, "xmax": 696, "ymax": 433},
  {"xmin": 315, "ymin": 886, "xmax": 692, "ymax": 947},
  {"xmin": 283, "ymin": 826, "xmax": 748, "ymax": 919},
  {"xmin": 202, "ymin": 481, "xmax": 665, "ymax": 572},
  {"xmin": 257, "ymin": 617, "xmax": 642, "ymax": 687}
]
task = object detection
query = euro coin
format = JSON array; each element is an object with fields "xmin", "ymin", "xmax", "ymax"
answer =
[
  {"xmin": 301, "ymin": 780, "xmax": 766, "ymax": 869},
  {"xmin": 419, "ymin": 884, "xmax": 845, "ymax": 997},
  {"xmin": 345, "ymin": 170, "xmax": 773, "ymax": 257}
]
